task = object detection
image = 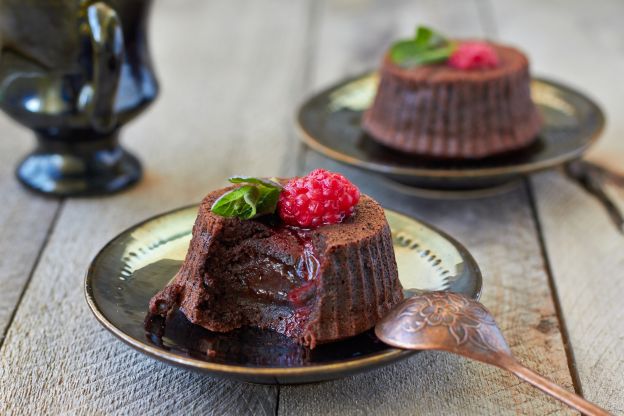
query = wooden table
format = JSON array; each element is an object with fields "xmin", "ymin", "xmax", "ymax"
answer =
[{"xmin": 1, "ymin": 0, "xmax": 622, "ymax": 414}]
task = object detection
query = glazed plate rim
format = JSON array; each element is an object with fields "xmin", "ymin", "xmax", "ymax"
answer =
[
  {"xmin": 85, "ymin": 204, "xmax": 482, "ymax": 381},
  {"xmin": 296, "ymin": 73, "xmax": 605, "ymax": 179}
]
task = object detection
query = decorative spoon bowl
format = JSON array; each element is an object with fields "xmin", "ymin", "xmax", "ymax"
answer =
[{"xmin": 375, "ymin": 291, "xmax": 611, "ymax": 416}]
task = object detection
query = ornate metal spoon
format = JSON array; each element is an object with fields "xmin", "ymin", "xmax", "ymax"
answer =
[{"xmin": 375, "ymin": 291, "xmax": 611, "ymax": 415}]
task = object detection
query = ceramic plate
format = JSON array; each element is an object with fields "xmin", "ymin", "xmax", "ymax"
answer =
[
  {"xmin": 297, "ymin": 73, "xmax": 605, "ymax": 191},
  {"xmin": 85, "ymin": 205, "xmax": 482, "ymax": 384}
]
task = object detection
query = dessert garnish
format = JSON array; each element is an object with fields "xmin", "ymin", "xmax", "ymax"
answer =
[
  {"xmin": 448, "ymin": 41, "xmax": 499, "ymax": 70},
  {"xmin": 211, "ymin": 176, "xmax": 282, "ymax": 220},
  {"xmin": 211, "ymin": 169, "xmax": 360, "ymax": 228},
  {"xmin": 278, "ymin": 169, "xmax": 360, "ymax": 228},
  {"xmin": 390, "ymin": 26, "xmax": 457, "ymax": 67},
  {"xmin": 390, "ymin": 25, "xmax": 499, "ymax": 70}
]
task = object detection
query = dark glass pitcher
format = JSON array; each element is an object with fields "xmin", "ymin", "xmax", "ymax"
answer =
[{"xmin": 0, "ymin": 0, "xmax": 158, "ymax": 196}]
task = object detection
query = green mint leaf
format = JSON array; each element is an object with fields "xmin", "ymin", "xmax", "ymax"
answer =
[
  {"xmin": 256, "ymin": 186, "xmax": 281, "ymax": 216},
  {"xmin": 414, "ymin": 26, "xmax": 446, "ymax": 49},
  {"xmin": 211, "ymin": 185, "xmax": 259, "ymax": 220},
  {"xmin": 398, "ymin": 43, "xmax": 457, "ymax": 67},
  {"xmin": 242, "ymin": 186, "xmax": 259, "ymax": 219},
  {"xmin": 413, "ymin": 26, "xmax": 433, "ymax": 46},
  {"xmin": 390, "ymin": 40, "xmax": 428, "ymax": 65},
  {"xmin": 390, "ymin": 25, "xmax": 454, "ymax": 68},
  {"xmin": 228, "ymin": 176, "xmax": 282, "ymax": 190},
  {"xmin": 211, "ymin": 176, "xmax": 284, "ymax": 220}
]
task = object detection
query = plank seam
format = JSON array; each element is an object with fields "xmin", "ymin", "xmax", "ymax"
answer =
[
  {"xmin": 274, "ymin": 384, "xmax": 281, "ymax": 416},
  {"xmin": 292, "ymin": 0, "xmax": 321, "ymax": 176},
  {"xmin": 525, "ymin": 178, "xmax": 585, "ymax": 397},
  {"xmin": 0, "ymin": 198, "xmax": 65, "ymax": 351},
  {"xmin": 474, "ymin": 0, "xmax": 499, "ymax": 38},
  {"xmin": 300, "ymin": 0, "xmax": 320, "ymax": 109}
]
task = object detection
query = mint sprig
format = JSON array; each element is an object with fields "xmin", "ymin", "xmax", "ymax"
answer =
[
  {"xmin": 228, "ymin": 176, "xmax": 282, "ymax": 189},
  {"xmin": 390, "ymin": 26, "xmax": 456, "ymax": 68},
  {"xmin": 211, "ymin": 176, "xmax": 283, "ymax": 220},
  {"xmin": 413, "ymin": 26, "xmax": 446, "ymax": 49}
]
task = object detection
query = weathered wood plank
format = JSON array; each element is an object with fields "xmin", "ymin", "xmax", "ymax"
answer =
[
  {"xmin": 280, "ymin": 0, "xmax": 577, "ymax": 414},
  {"xmin": 0, "ymin": 0, "xmax": 313, "ymax": 414},
  {"xmin": 0, "ymin": 114, "xmax": 60, "ymax": 342},
  {"xmin": 531, "ymin": 171, "xmax": 624, "ymax": 414},
  {"xmin": 489, "ymin": 0, "xmax": 624, "ymax": 412}
]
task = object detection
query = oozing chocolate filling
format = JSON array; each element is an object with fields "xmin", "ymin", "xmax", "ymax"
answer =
[{"xmin": 201, "ymin": 218, "xmax": 321, "ymax": 339}]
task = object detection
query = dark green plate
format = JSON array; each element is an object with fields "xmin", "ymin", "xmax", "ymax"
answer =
[
  {"xmin": 85, "ymin": 205, "xmax": 481, "ymax": 384},
  {"xmin": 297, "ymin": 73, "xmax": 604, "ymax": 192}
]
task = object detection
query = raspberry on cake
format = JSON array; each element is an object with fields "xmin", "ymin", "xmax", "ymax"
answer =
[
  {"xmin": 362, "ymin": 26, "xmax": 542, "ymax": 159},
  {"xmin": 278, "ymin": 169, "xmax": 360, "ymax": 228},
  {"xmin": 448, "ymin": 41, "xmax": 499, "ymax": 70},
  {"xmin": 149, "ymin": 170, "xmax": 403, "ymax": 348}
]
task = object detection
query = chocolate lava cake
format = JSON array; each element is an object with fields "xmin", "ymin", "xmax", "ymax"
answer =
[
  {"xmin": 362, "ymin": 32, "xmax": 542, "ymax": 159},
  {"xmin": 149, "ymin": 172, "xmax": 403, "ymax": 348}
]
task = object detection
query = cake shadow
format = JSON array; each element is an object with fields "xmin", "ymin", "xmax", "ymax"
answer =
[
  {"xmin": 355, "ymin": 130, "xmax": 546, "ymax": 169},
  {"xmin": 144, "ymin": 309, "xmax": 392, "ymax": 368}
]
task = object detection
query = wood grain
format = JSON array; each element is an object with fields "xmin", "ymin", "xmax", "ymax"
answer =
[
  {"xmin": 489, "ymin": 0, "xmax": 624, "ymax": 412},
  {"xmin": 531, "ymin": 171, "xmax": 624, "ymax": 414},
  {"xmin": 279, "ymin": 0, "xmax": 576, "ymax": 414},
  {"xmin": 0, "ymin": 113, "xmax": 60, "ymax": 342},
  {"xmin": 0, "ymin": 0, "xmax": 314, "ymax": 413}
]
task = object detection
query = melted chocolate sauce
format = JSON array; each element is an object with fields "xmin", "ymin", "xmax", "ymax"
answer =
[{"xmin": 240, "ymin": 220, "xmax": 322, "ymax": 309}]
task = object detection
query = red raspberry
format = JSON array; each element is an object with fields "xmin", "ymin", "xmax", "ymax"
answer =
[
  {"xmin": 277, "ymin": 169, "xmax": 360, "ymax": 228},
  {"xmin": 448, "ymin": 42, "xmax": 499, "ymax": 70}
]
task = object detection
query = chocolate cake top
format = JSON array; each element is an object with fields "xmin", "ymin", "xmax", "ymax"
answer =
[
  {"xmin": 199, "ymin": 185, "xmax": 389, "ymax": 250},
  {"xmin": 382, "ymin": 42, "xmax": 529, "ymax": 83}
]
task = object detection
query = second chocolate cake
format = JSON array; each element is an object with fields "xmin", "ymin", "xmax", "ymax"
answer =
[{"xmin": 363, "ymin": 27, "xmax": 542, "ymax": 159}]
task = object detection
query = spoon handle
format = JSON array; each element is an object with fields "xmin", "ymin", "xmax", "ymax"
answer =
[{"xmin": 506, "ymin": 360, "xmax": 612, "ymax": 415}]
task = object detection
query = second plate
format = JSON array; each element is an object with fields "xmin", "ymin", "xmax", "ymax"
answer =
[{"xmin": 297, "ymin": 73, "xmax": 604, "ymax": 191}]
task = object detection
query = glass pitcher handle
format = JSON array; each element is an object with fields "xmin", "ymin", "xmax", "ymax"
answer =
[{"xmin": 78, "ymin": 2, "xmax": 124, "ymax": 133}]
